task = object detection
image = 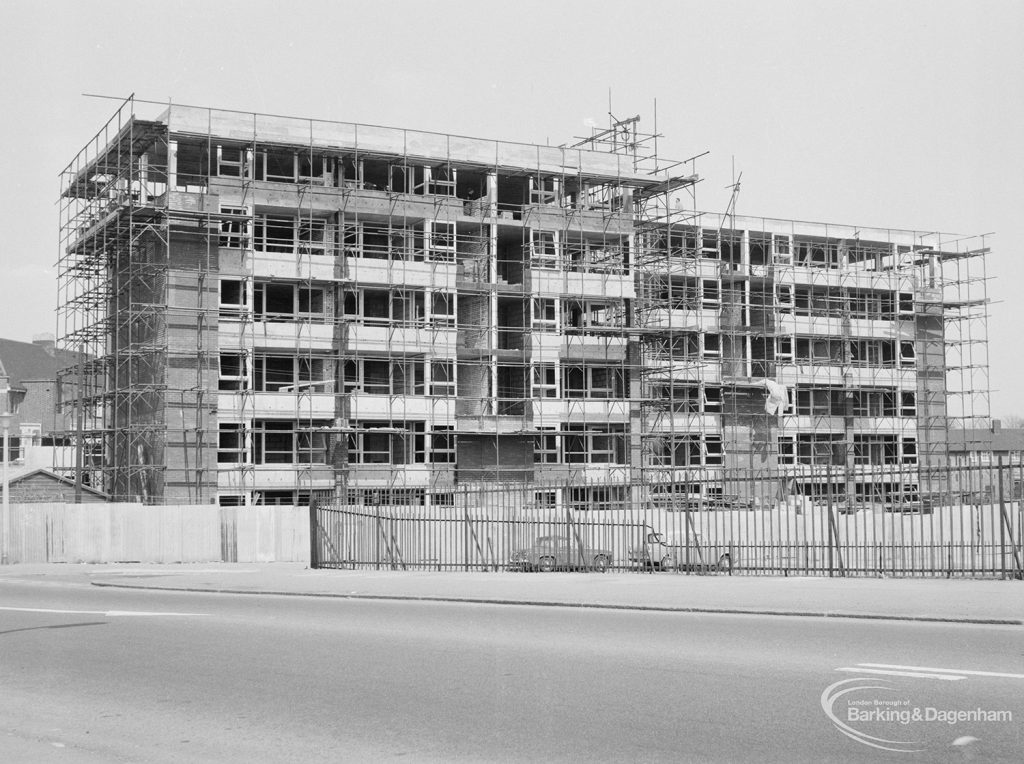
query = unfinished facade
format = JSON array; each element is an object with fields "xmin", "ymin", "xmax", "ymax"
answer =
[{"xmin": 57, "ymin": 99, "xmax": 990, "ymax": 506}]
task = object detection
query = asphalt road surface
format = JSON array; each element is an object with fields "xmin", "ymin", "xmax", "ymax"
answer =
[{"xmin": 1, "ymin": 579, "xmax": 1021, "ymax": 763}]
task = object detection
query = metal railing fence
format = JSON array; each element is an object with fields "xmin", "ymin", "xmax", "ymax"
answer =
[{"xmin": 310, "ymin": 461, "xmax": 1024, "ymax": 579}]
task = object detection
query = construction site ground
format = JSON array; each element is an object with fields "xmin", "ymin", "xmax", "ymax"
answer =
[{"xmin": 2, "ymin": 563, "xmax": 1021, "ymax": 626}]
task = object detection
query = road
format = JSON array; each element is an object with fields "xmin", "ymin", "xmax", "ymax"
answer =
[{"xmin": 1, "ymin": 579, "xmax": 1021, "ymax": 762}]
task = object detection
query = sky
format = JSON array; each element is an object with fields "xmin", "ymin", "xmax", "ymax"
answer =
[{"xmin": 0, "ymin": 0, "xmax": 1020, "ymax": 416}]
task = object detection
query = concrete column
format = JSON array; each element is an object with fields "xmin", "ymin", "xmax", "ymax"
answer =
[
  {"xmin": 139, "ymin": 153, "xmax": 149, "ymax": 205},
  {"xmin": 167, "ymin": 140, "xmax": 178, "ymax": 190},
  {"xmin": 486, "ymin": 172, "xmax": 498, "ymax": 214},
  {"xmin": 1, "ymin": 406, "xmax": 11, "ymax": 565}
]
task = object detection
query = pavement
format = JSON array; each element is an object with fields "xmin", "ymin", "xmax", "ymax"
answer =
[{"xmin": 1, "ymin": 562, "xmax": 1022, "ymax": 625}]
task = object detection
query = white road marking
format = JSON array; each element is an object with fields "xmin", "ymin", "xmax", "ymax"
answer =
[
  {"xmin": 103, "ymin": 610, "xmax": 208, "ymax": 617},
  {"xmin": 0, "ymin": 606, "xmax": 207, "ymax": 617},
  {"xmin": 857, "ymin": 663, "xmax": 1024, "ymax": 680},
  {"xmin": 95, "ymin": 569, "xmax": 258, "ymax": 576},
  {"xmin": 835, "ymin": 667, "xmax": 965, "ymax": 681}
]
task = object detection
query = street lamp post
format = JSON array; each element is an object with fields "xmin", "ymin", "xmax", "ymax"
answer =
[{"xmin": 0, "ymin": 410, "xmax": 12, "ymax": 565}]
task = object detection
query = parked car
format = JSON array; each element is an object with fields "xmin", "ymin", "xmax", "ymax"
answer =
[
  {"xmin": 508, "ymin": 535, "xmax": 613, "ymax": 572},
  {"xmin": 674, "ymin": 496, "xmax": 754, "ymax": 512},
  {"xmin": 628, "ymin": 527, "xmax": 733, "ymax": 572},
  {"xmin": 882, "ymin": 493, "xmax": 935, "ymax": 514},
  {"xmin": 810, "ymin": 497, "xmax": 863, "ymax": 515}
]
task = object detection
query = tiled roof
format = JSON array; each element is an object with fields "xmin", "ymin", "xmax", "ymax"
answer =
[
  {"xmin": 0, "ymin": 338, "xmax": 79, "ymax": 389},
  {"xmin": 947, "ymin": 427, "xmax": 1024, "ymax": 453},
  {"xmin": 7, "ymin": 466, "xmax": 108, "ymax": 498}
]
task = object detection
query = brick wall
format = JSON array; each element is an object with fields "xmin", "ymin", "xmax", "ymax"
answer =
[{"xmin": 19, "ymin": 380, "xmax": 59, "ymax": 435}]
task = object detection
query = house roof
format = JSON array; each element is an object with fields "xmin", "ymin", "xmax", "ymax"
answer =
[
  {"xmin": 7, "ymin": 466, "xmax": 108, "ymax": 498},
  {"xmin": 947, "ymin": 427, "xmax": 1024, "ymax": 453},
  {"xmin": 0, "ymin": 338, "xmax": 79, "ymax": 390}
]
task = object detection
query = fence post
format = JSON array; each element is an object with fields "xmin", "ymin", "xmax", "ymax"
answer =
[
  {"xmin": 997, "ymin": 455, "xmax": 1024, "ymax": 579},
  {"xmin": 825, "ymin": 462, "xmax": 845, "ymax": 577},
  {"xmin": 374, "ymin": 495, "xmax": 381, "ymax": 571},
  {"xmin": 1018, "ymin": 459, "xmax": 1024, "ymax": 575},
  {"xmin": 826, "ymin": 465, "xmax": 834, "ymax": 578},
  {"xmin": 308, "ymin": 499, "xmax": 318, "ymax": 569},
  {"xmin": 999, "ymin": 456, "xmax": 1006, "ymax": 580},
  {"xmin": 566, "ymin": 507, "xmax": 587, "ymax": 570}
]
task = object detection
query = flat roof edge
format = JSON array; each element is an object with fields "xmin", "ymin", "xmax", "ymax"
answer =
[
  {"xmin": 164, "ymin": 103, "xmax": 662, "ymax": 184},
  {"xmin": 689, "ymin": 211, "xmax": 983, "ymax": 245}
]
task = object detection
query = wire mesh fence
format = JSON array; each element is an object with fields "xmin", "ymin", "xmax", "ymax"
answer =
[{"xmin": 311, "ymin": 461, "xmax": 1024, "ymax": 578}]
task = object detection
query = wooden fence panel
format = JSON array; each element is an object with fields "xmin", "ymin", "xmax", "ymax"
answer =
[{"xmin": 3, "ymin": 503, "xmax": 310, "ymax": 564}]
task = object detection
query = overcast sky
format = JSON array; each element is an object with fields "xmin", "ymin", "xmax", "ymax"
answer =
[{"xmin": 0, "ymin": 0, "xmax": 1020, "ymax": 416}]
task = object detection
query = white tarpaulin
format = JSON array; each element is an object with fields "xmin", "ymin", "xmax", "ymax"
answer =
[{"xmin": 764, "ymin": 379, "xmax": 789, "ymax": 415}]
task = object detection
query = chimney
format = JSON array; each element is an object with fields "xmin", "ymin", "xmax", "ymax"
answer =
[
  {"xmin": 991, "ymin": 419, "xmax": 1001, "ymax": 433},
  {"xmin": 32, "ymin": 333, "xmax": 55, "ymax": 357}
]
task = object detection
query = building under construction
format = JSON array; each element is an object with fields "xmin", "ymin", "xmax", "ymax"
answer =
[{"xmin": 56, "ymin": 97, "xmax": 991, "ymax": 506}]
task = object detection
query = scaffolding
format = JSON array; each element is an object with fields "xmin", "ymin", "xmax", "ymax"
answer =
[
  {"xmin": 56, "ymin": 98, "xmax": 991, "ymax": 509},
  {"xmin": 58, "ymin": 96, "xmax": 219, "ymax": 502}
]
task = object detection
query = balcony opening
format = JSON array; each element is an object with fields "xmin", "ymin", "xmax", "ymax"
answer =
[
  {"xmin": 532, "ymin": 364, "xmax": 557, "ymax": 398},
  {"xmin": 389, "ymin": 163, "xmax": 413, "ymax": 195},
  {"xmin": 749, "ymin": 234, "xmax": 769, "ymax": 266},
  {"xmin": 496, "ymin": 174, "xmax": 528, "ymax": 219},
  {"xmin": 456, "ymin": 168, "xmax": 487, "ymax": 204},
  {"xmin": 900, "ymin": 340, "xmax": 917, "ymax": 367},
  {"xmin": 298, "ymin": 287, "xmax": 324, "ymax": 315},
  {"xmin": 493, "ymin": 227, "xmax": 523, "ymax": 284},
  {"xmin": 219, "ymin": 206, "xmax": 249, "ymax": 249},
  {"xmin": 254, "ymin": 215, "xmax": 294, "ymax": 253},
  {"xmin": 497, "ymin": 365, "xmax": 527, "ymax": 415},
  {"xmin": 217, "ymin": 423, "xmax": 244, "ymax": 464},
  {"xmin": 254, "ymin": 356, "xmax": 295, "ymax": 392},
  {"xmin": 255, "ymin": 283, "xmax": 294, "ymax": 319},
  {"xmin": 701, "ymin": 230, "xmax": 719, "ymax": 257},
  {"xmin": 219, "ymin": 279, "xmax": 247, "ymax": 318},
  {"xmin": 720, "ymin": 230, "xmax": 741, "ymax": 270},
  {"xmin": 175, "ymin": 141, "xmax": 207, "ymax": 190},
  {"xmin": 532, "ymin": 297, "xmax": 557, "ymax": 332},
  {"xmin": 362, "ymin": 290, "xmax": 389, "ymax": 324},
  {"xmin": 430, "ymin": 427, "xmax": 455, "ymax": 463},
  {"xmin": 298, "ymin": 218, "xmax": 327, "ymax": 256},
  {"xmin": 217, "ymin": 145, "xmax": 246, "ymax": 178},
  {"xmin": 429, "ymin": 164, "xmax": 456, "ymax": 196},
  {"xmin": 529, "ymin": 230, "xmax": 558, "ymax": 269},
  {"xmin": 430, "ymin": 361, "xmax": 455, "ymax": 396},
  {"xmin": 563, "ymin": 365, "xmax": 624, "ymax": 399},
  {"xmin": 431, "ymin": 292, "xmax": 456, "ymax": 327},
  {"xmin": 750, "ymin": 336, "xmax": 773, "ymax": 377},
  {"xmin": 252, "ymin": 149, "xmax": 293, "ymax": 183},
  {"xmin": 298, "ymin": 152, "xmax": 327, "ymax": 183},
  {"xmin": 497, "ymin": 297, "xmax": 526, "ymax": 350},
  {"xmin": 563, "ymin": 424, "xmax": 626, "ymax": 465},
  {"xmin": 362, "ymin": 158, "xmax": 389, "ymax": 191},
  {"xmin": 393, "ymin": 290, "xmax": 425, "ymax": 324},
  {"xmin": 794, "ymin": 237, "xmax": 840, "ymax": 269},
  {"xmin": 429, "ymin": 221, "xmax": 456, "ymax": 262},
  {"xmin": 338, "ymin": 155, "xmax": 360, "ymax": 188},
  {"xmin": 530, "ymin": 175, "xmax": 558, "ymax": 206},
  {"xmin": 218, "ymin": 353, "xmax": 248, "ymax": 391}
]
